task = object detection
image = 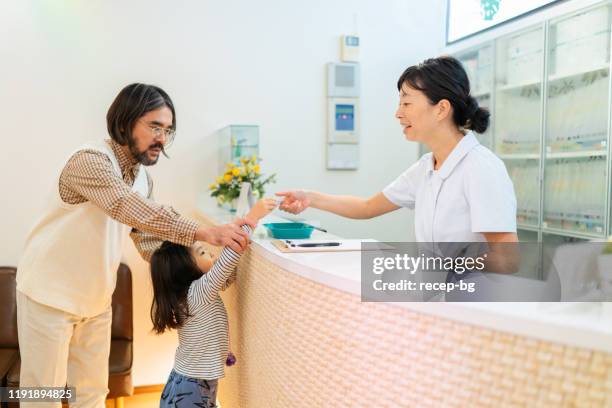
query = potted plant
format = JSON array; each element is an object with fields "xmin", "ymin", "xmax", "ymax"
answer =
[{"xmin": 209, "ymin": 154, "xmax": 276, "ymax": 212}]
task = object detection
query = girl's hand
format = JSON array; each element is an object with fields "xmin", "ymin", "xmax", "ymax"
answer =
[{"xmin": 246, "ymin": 198, "xmax": 277, "ymax": 223}]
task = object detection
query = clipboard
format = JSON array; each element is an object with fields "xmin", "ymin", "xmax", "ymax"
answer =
[{"xmin": 271, "ymin": 239, "xmax": 378, "ymax": 253}]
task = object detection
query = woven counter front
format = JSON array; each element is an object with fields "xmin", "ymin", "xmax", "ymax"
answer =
[{"xmin": 196, "ymin": 218, "xmax": 612, "ymax": 407}]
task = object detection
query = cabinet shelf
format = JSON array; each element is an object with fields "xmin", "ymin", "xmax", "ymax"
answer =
[
  {"xmin": 518, "ymin": 223, "xmax": 540, "ymax": 232},
  {"xmin": 547, "ymin": 63, "xmax": 609, "ymax": 83},
  {"xmin": 497, "ymin": 79, "xmax": 541, "ymax": 92},
  {"xmin": 545, "ymin": 150, "xmax": 607, "ymax": 159},
  {"xmin": 542, "ymin": 226, "xmax": 605, "ymax": 240},
  {"xmin": 496, "ymin": 64, "xmax": 610, "ymax": 93},
  {"xmin": 499, "ymin": 153, "xmax": 540, "ymax": 160}
]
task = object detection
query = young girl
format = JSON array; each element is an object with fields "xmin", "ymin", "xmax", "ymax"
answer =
[{"xmin": 150, "ymin": 198, "xmax": 277, "ymax": 408}]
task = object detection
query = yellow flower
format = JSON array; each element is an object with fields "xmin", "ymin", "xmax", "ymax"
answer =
[
  {"xmin": 209, "ymin": 183, "xmax": 217, "ymax": 190},
  {"xmin": 232, "ymin": 168, "xmax": 241, "ymax": 177},
  {"xmin": 240, "ymin": 157, "xmax": 248, "ymax": 164},
  {"xmin": 226, "ymin": 162, "xmax": 235, "ymax": 169},
  {"xmin": 253, "ymin": 164, "xmax": 260, "ymax": 174},
  {"xmin": 239, "ymin": 166, "xmax": 247, "ymax": 176},
  {"xmin": 216, "ymin": 176, "xmax": 224, "ymax": 184},
  {"xmin": 224, "ymin": 174, "xmax": 233, "ymax": 183},
  {"xmin": 251, "ymin": 154, "xmax": 257, "ymax": 163}
]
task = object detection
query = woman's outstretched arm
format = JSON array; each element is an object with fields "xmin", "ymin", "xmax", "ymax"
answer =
[{"xmin": 276, "ymin": 191, "xmax": 399, "ymax": 219}]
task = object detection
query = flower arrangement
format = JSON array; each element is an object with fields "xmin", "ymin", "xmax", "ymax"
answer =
[{"xmin": 209, "ymin": 154, "xmax": 276, "ymax": 207}]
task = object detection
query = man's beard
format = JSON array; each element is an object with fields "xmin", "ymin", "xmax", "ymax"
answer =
[{"xmin": 127, "ymin": 138, "xmax": 167, "ymax": 166}]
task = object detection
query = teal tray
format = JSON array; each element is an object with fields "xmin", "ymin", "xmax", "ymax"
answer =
[{"xmin": 263, "ymin": 222, "xmax": 314, "ymax": 239}]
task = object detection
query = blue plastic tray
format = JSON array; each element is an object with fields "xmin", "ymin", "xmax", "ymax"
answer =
[{"xmin": 263, "ymin": 222, "xmax": 314, "ymax": 239}]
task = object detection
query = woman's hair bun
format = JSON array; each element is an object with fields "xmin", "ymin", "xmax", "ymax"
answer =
[{"xmin": 465, "ymin": 96, "xmax": 490, "ymax": 134}]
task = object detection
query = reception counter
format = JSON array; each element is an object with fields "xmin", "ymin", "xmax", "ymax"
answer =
[{"xmin": 195, "ymin": 207, "xmax": 612, "ymax": 407}]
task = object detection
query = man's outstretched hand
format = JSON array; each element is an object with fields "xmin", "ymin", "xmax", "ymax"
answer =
[{"xmin": 197, "ymin": 222, "xmax": 252, "ymax": 253}]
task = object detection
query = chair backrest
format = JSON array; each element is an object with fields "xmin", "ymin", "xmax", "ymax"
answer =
[
  {"xmin": 0, "ymin": 267, "xmax": 18, "ymax": 348},
  {"xmin": 111, "ymin": 263, "xmax": 133, "ymax": 341},
  {"xmin": 0, "ymin": 264, "xmax": 132, "ymax": 345}
]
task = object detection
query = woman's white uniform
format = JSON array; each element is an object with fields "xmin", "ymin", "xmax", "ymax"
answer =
[{"xmin": 383, "ymin": 131, "xmax": 517, "ymax": 242}]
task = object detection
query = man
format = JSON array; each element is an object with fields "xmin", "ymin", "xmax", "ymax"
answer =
[{"xmin": 16, "ymin": 83, "xmax": 252, "ymax": 408}]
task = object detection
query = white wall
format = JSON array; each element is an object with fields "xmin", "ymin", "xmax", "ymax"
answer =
[{"xmin": 0, "ymin": 0, "xmax": 446, "ymax": 385}]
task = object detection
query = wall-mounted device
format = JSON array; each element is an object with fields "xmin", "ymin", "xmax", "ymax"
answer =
[
  {"xmin": 327, "ymin": 61, "xmax": 360, "ymax": 170},
  {"xmin": 328, "ymin": 98, "xmax": 359, "ymax": 144},
  {"xmin": 327, "ymin": 62, "xmax": 360, "ymax": 98},
  {"xmin": 340, "ymin": 35, "xmax": 359, "ymax": 62}
]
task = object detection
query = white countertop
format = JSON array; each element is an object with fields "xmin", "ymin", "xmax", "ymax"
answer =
[{"xmin": 196, "ymin": 205, "xmax": 612, "ymax": 354}]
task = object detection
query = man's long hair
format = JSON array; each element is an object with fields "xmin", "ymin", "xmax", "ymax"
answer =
[{"xmin": 106, "ymin": 83, "xmax": 176, "ymax": 147}]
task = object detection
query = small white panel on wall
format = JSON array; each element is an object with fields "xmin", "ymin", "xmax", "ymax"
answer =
[
  {"xmin": 327, "ymin": 62, "xmax": 360, "ymax": 98},
  {"xmin": 340, "ymin": 35, "xmax": 360, "ymax": 62},
  {"xmin": 327, "ymin": 143, "xmax": 359, "ymax": 170}
]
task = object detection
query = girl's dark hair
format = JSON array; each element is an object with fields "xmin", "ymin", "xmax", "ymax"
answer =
[
  {"xmin": 106, "ymin": 83, "xmax": 176, "ymax": 145},
  {"xmin": 150, "ymin": 241, "xmax": 202, "ymax": 334},
  {"xmin": 397, "ymin": 56, "xmax": 490, "ymax": 134}
]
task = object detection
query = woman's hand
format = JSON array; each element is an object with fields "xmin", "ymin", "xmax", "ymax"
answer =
[
  {"xmin": 246, "ymin": 198, "xmax": 278, "ymax": 224},
  {"xmin": 276, "ymin": 190, "xmax": 311, "ymax": 214}
]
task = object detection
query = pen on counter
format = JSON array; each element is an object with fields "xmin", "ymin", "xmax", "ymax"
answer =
[{"xmin": 293, "ymin": 242, "xmax": 340, "ymax": 248}]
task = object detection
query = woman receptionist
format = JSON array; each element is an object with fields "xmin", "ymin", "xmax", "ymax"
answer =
[{"xmin": 278, "ymin": 56, "xmax": 518, "ymax": 270}]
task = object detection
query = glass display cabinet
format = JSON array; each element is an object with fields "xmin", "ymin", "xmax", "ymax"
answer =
[
  {"xmin": 542, "ymin": 5, "xmax": 611, "ymax": 238},
  {"xmin": 447, "ymin": 1, "xmax": 612, "ymax": 244},
  {"xmin": 217, "ymin": 125, "xmax": 260, "ymax": 173},
  {"xmin": 495, "ymin": 25, "xmax": 545, "ymax": 231}
]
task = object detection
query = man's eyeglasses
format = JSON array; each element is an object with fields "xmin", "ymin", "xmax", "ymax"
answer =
[{"xmin": 139, "ymin": 120, "xmax": 176, "ymax": 148}]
